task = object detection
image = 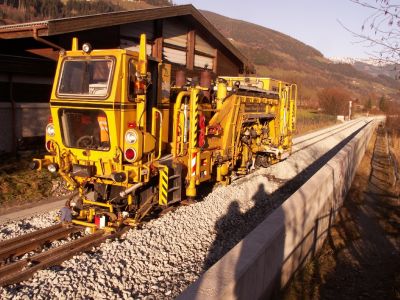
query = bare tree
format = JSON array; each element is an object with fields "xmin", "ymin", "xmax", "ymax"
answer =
[
  {"xmin": 347, "ymin": 0, "xmax": 400, "ymax": 65},
  {"xmin": 318, "ymin": 87, "xmax": 351, "ymax": 116}
]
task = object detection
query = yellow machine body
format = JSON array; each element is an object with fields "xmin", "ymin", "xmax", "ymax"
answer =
[{"xmin": 34, "ymin": 35, "xmax": 297, "ymax": 230}]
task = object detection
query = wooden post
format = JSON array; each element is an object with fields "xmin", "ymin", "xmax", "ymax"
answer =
[
  {"xmin": 187, "ymin": 30, "xmax": 195, "ymax": 70},
  {"xmin": 9, "ymin": 73, "xmax": 17, "ymax": 155},
  {"xmin": 212, "ymin": 49, "xmax": 218, "ymax": 73}
]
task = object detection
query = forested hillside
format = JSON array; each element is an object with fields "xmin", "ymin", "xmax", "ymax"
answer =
[
  {"xmin": 0, "ymin": 0, "xmax": 172, "ymax": 23},
  {"xmin": 202, "ymin": 10, "xmax": 400, "ymax": 107}
]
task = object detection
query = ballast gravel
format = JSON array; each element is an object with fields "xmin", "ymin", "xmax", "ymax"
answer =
[{"xmin": 0, "ymin": 119, "xmax": 372, "ymax": 299}]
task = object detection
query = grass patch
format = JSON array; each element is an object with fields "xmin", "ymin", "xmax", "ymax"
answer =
[
  {"xmin": 295, "ymin": 108, "xmax": 338, "ymax": 135},
  {"xmin": 0, "ymin": 152, "xmax": 56, "ymax": 208}
]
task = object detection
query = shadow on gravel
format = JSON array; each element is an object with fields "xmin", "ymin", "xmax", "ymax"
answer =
[
  {"xmin": 203, "ymin": 120, "xmax": 370, "ymax": 266},
  {"xmin": 202, "ymin": 184, "xmax": 274, "ymax": 271}
]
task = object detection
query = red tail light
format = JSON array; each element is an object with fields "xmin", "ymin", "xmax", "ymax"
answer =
[
  {"xmin": 125, "ymin": 148, "xmax": 136, "ymax": 161},
  {"xmin": 48, "ymin": 116, "xmax": 53, "ymax": 123}
]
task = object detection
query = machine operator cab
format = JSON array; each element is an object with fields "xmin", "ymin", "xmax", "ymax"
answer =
[
  {"xmin": 56, "ymin": 54, "xmax": 114, "ymax": 152},
  {"xmin": 32, "ymin": 34, "xmax": 159, "ymax": 190}
]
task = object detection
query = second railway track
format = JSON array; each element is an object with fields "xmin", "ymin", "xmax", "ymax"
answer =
[
  {"xmin": 0, "ymin": 223, "xmax": 81, "ymax": 264},
  {"xmin": 0, "ymin": 224, "xmax": 123, "ymax": 286},
  {"xmin": 292, "ymin": 118, "xmax": 366, "ymax": 152}
]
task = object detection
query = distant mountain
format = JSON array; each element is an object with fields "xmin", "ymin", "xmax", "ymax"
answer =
[
  {"xmin": 329, "ymin": 57, "xmax": 382, "ymax": 67},
  {"xmin": 352, "ymin": 61, "xmax": 399, "ymax": 79},
  {"xmin": 201, "ymin": 10, "xmax": 400, "ymax": 106},
  {"xmin": 330, "ymin": 57, "xmax": 398, "ymax": 79}
]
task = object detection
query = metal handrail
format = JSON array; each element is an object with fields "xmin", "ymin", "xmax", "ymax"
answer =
[
  {"xmin": 172, "ymin": 91, "xmax": 190, "ymax": 157},
  {"xmin": 152, "ymin": 107, "xmax": 163, "ymax": 160}
]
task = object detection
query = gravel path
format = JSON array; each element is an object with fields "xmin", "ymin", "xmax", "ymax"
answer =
[{"xmin": 0, "ymin": 118, "xmax": 372, "ymax": 299}]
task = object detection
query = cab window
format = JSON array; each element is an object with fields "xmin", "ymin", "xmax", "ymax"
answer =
[
  {"xmin": 57, "ymin": 58, "xmax": 114, "ymax": 99},
  {"xmin": 58, "ymin": 108, "xmax": 110, "ymax": 151}
]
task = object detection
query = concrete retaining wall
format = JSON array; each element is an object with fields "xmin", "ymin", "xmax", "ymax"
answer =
[{"xmin": 179, "ymin": 119, "xmax": 377, "ymax": 300}]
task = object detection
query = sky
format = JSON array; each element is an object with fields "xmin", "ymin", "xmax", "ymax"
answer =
[{"xmin": 173, "ymin": 0, "xmax": 381, "ymax": 59}]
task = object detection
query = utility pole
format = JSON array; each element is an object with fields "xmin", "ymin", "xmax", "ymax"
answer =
[{"xmin": 348, "ymin": 100, "xmax": 352, "ymax": 120}]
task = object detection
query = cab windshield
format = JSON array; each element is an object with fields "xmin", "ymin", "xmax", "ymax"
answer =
[
  {"xmin": 58, "ymin": 109, "xmax": 110, "ymax": 151},
  {"xmin": 57, "ymin": 58, "xmax": 114, "ymax": 98}
]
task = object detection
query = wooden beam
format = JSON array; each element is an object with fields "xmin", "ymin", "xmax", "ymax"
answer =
[
  {"xmin": 152, "ymin": 37, "xmax": 163, "ymax": 60},
  {"xmin": 213, "ymin": 49, "xmax": 217, "ymax": 73},
  {"xmin": 186, "ymin": 30, "xmax": 195, "ymax": 70}
]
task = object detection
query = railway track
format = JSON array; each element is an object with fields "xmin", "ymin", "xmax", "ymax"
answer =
[
  {"xmin": 0, "ymin": 224, "xmax": 120, "ymax": 287},
  {"xmin": 0, "ymin": 199, "xmax": 192, "ymax": 287},
  {"xmin": 0, "ymin": 223, "xmax": 80, "ymax": 263},
  {"xmin": 292, "ymin": 119, "xmax": 367, "ymax": 153}
]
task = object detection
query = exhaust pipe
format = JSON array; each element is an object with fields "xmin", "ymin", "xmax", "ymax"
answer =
[{"xmin": 120, "ymin": 182, "xmax": 143, "ymax": 198}]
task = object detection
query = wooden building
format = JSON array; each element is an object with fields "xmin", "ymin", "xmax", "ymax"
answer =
[{"xmin": 0, "ymin": 5, "xmax": 250, "ymax": 153}]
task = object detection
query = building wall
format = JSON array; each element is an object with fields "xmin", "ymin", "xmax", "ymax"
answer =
[
  {"xmin": 118, "ymin": 19, "xmax": 240, "ymax": 77},
  {"xmin": 0, "ymin": 103, "xmax": 13, "ymax": 153},
  {"xmin": 0, "ymin": 72, "xmax": 52, "ymax": 153},
  {"xmin": 0, "ymin": 103, "xmax": 49, "ymax": 153},
  {"xmin": 216, "ymin": 49, "xmax": 241, "ymax": 76}
]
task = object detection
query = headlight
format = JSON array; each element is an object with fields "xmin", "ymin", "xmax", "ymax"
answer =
[
  {"xmin": 47, "ymin": 163, "xmax": 59, "ymax": 173},
  {"xmin": 46, "ymin": 124, "xmax": 55, "ymax": 137},
  {"xmin": 82, "ymin": 43, "xmax": 92, "ymax": 53},
  {"xmin": 125, "ymin": 130, "xmax": 138, "ymax": 144}
]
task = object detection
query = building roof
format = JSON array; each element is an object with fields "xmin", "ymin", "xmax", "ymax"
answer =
[{"xmin": 0, "ymin": 5, "xmax": 249, "ymax": 70}]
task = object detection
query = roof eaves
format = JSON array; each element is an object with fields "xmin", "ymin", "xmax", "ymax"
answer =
[
  {"xmin": 46, "ymin": 5, "xmax": 195, "ymax": 36},
  {"xmin": 44, "ymin": 5, "xmax": 249, "ymax": 67},
  {"xmin": 0, "ymin": 5, "xmax": 249, "ymax": 69},
  {"xmin": 0, "ymin": 20, "xmax": 48, "ymax": 38},
  {"xmin": 0, "ymin": 20, "xmax": 48, "ymax": 32}
]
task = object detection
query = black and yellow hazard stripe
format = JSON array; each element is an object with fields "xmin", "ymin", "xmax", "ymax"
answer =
[
  {"xmin": 159, "ymin": 167, "xmax": 169, "ymax": 205},
  {"xmin": 191, "ymin": 93, "xmax": 199, "ymax": 147}
]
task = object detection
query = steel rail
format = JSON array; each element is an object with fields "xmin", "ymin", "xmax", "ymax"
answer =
[
  {"xmin": 0, "ymin": 229, "xmax": 120, "ymax": 287},
  {"xmin": 0, "ymin": 224, "xmax": 62, "ymax": 248},
  {"xmin": 0, "ymin": 224, "xmax": 81, "ymax": 263}
]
